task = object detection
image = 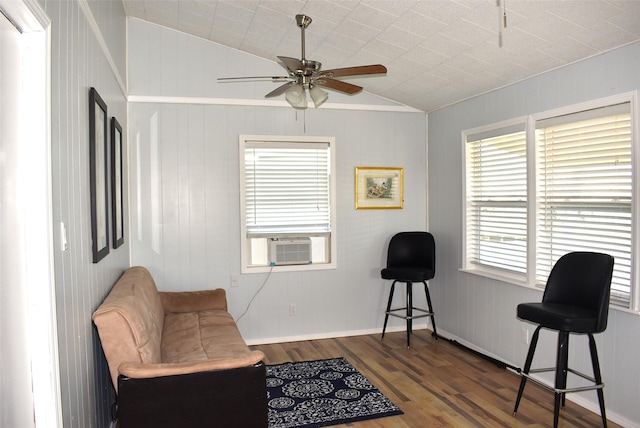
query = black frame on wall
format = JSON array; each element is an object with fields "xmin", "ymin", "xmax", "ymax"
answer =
[
  {"xmin": 89, "ymin": 87, "xmax": 109, "ymax": 263},
  {"xmin": 111, "ymin": 116, "xmax": 124, "ymax": 249}
]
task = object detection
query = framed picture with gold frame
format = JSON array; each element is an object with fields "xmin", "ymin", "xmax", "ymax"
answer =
[{"xmin": 355, "ymin": 166, "xmax": 404, "ymax": 209}]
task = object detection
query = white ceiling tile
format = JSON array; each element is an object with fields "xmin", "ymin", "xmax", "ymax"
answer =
[
  {"xmin": 252, "ymin": 5, "xmax": 295, "ymax": 29},
  {"xmin": 362, "ymin": 38, "xmax": 408, "ymax": 61},
  {"xmin": 259, "ymin": 0, "xmax": 306, "ymax": 15},
  {"xmin": 458, "ymin": 0, "xmax": 501, "ymax": 32},
  {"xmin": 571, "ymin": 20, "xmax": 637, "ymax": 52},
  {"xmin": 178, "ymin": 0, "xmax": 217, "ymax": 17},
  {"xmin": 543, "ymin": 0, "xmax": 623, "ymax": 28},
  {"xmin": 216, "ymin": 1, "xmax": 256, "ymax": 21},
  {"xmin": 393, "ymin": 10, "xmax": 447, "ymax": 38},
  {"xmin": 300, "ymin": 1, "xmax": 353, "ymax": 24},
  {"xmin": 212, "ymin": 14, "xmax": 249, "ymax": 35},
  {"xmin": 420, "ymin": 33, "xmax": 472, "ymax": 59},
  {"xmin": 363, "ymin": 0, "xmax": 419, "ymax": 18},
  {"xmin": 322, "ymin": 31, "xmax": 367, "ymax": 56},
  {"xmin": 403, "ymin": 44, "xmax": 449, "ymax": 69},
  {"xmin": 346, "ymin": 3, "xmax": 397, "ymax": 29},
  {"xmin": 377, "ymin": 24, "xmax": 424, "ymax": 50},
  {"xmin": 208, "ymin": 26, "xmax": 244, "ymax": 47},
  {"xmin": 607, "ymin": 6, "xmax": 640, "ymax": 36},
  {"xmin": 537, "ymin": 38, "xmax": 600, "ymax": 64},
  {"xmin": 334, "ymin": 17, "xmax": 379, "ymax": 43},
  {"xmin": 411, "ymin": 0, "xmax": 477, "ymax": 25}
]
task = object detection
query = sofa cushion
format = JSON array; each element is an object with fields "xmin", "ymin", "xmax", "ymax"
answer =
[
  {"xmin": 162, "ymin": 310, "xmax": 253, "ymax": 363},
  {"xmin": 93, "ymin": 267, "xmax": 165, "ymax": 387}
]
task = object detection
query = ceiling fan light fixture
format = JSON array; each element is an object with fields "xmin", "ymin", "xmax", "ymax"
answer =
[
  {"xmin": 285, "ymin": 84, "xmax": 307, "ymax": 109},
  {"xmin": 309, "ymin": 85, "xmax": 328, "ymax": 108}
]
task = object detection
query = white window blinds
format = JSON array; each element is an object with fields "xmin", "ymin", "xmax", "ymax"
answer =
[
  {"xmin": 244, "ymin": 140, "xmax": 331, "ymax": 237},
  {"xmin": 535, "ymin": 103, "xmax": 632, "ymax": 304},
  {"xmin": 465, "ymin": 126, "xmax": 527, "ymax": 275}
]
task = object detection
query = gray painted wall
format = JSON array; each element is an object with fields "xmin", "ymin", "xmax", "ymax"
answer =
[
  {"xmin": 127, "ymin": 19, "xmax": 429, "ymax": 343},
  {"xmin": 428, "ymin": 41, "xmax": 640, "ymax": 426},
  {"xmin": 40, "ymin": 0, "xmax": 130, "ymax": 426}
]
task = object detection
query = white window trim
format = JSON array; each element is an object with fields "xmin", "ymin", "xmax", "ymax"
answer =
[
  {"xmin": 239, "ymin": 134, "xmax": 337, "ymax": 273},
  {"xmin": 461, "ymin": 91, "xmax": 640, "ymax": 314}
]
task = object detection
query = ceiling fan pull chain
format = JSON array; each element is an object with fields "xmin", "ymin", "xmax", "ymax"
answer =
[
  {"xmin": 503, "ymin": 0, "xmax": 508, "ymax": 27},
  {"xmin": 497, "ymin": 0, "xmax": 505, "ymax": 47}
]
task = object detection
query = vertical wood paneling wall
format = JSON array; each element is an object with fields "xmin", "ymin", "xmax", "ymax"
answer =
[
  {"xmin": 127, "ymin": 19, "xmax": 428, "ymax": 343},
  {"xmin": 428, "ymin": 42, "xmax": 640, "ymax": 426},
  {"xmin": 41, "ymin": 0, "xmax": 129, "ymax": 426}
]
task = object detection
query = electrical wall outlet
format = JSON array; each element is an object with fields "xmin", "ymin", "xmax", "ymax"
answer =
[
  {"xmin": 289, "ymin": 303, "xmax": 297, "ymax": 316},
  {"xmin": 230, "ymin": 275, "xmax": 239, "ymax": 287},
  {"xmin": 521, "ymin": 327, "xmax": 530, "ymax": 344}
]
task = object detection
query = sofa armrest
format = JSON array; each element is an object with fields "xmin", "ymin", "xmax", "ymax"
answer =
[
  {"xmin": 118, "ymin": 350, "xmax": 265, "ymax": 379},
  {"xmin": 117, "ymin": 361, "xmax": 268, "ymax": 428},
  {"xmin": 159, "ymin": 289, "xmax": 227, "ymax": 313}
]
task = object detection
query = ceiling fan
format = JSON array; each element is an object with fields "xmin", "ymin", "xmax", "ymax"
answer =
[{"xmin": 217, "ymin": 14, "xmax": 387, "ymax": 109}]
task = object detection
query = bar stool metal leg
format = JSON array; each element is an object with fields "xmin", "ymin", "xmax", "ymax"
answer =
[
  {"xmin": 423, "ymin": 280, "xmax": 438, "ymax": 340},
  {"xmin": 381, "ymin": 281, "xmax": 396, "ymax": 339},
  {"xmin": 513, "ymin": 326, "xmax": 542, "ymax": 415},
  {"xmin": 588, "ymin": 333, "xmax": 608, "ymax": 428},
  {"xmin": 406, "ymin": 282, "xmax": 413, "ymax": 348},
  {"xmin": 554, "ymin": 331, "xmax": 570, "ymax": 428}
]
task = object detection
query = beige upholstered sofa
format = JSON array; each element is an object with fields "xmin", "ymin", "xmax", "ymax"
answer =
[{"xmin": 92, "ymin": 266, "xmax": 267, "ymax": 427}]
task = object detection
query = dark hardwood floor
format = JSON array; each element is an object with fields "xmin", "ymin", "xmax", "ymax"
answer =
[{"xmin": 252, "ymin": 330, "xmax": 619, "ymax": 427}]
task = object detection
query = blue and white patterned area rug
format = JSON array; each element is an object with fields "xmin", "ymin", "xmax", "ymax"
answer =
[{"xmin": 266, "ymin": 357, "xmax": 403, "ymax": 428}]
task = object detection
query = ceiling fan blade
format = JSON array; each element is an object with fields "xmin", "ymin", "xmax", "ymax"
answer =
[
  {"xmin": 265, "ymin": 82, "xmax": 296, "ymax": 98},
  {"xmin": 320, "ymin": 64, "xmax": 387, "ymax": 78},
  {"xmin": 278, "ymin": 56, "xmax": 303, "ymax": 73},
  {"xmin": 217, "ymin": 75, "xmax": 290, "ymax": 82},
  {"xmin": 315, "ymin": 78, "xmax": 362, "ymax": 95}
]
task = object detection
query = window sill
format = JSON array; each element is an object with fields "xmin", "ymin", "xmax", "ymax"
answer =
[
  {"xmin": 459, "ymin": 267, "xmax": 532, "ymax": 289},
  {"xmin": 458, "ymin": 267, "xmax": 640, "ymax": 315},
  {"xmin": 242, "ymin": 261, "xmax": 336, "ymax": 274}
]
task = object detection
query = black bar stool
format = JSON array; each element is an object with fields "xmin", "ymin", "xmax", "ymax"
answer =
[
  {"xmin": 513, "ymin": 251, "xmax": 614, "ymax": 428},
  {"xmin": 380, "ymin": 232, "xmax": 438, "ymax": 348}
]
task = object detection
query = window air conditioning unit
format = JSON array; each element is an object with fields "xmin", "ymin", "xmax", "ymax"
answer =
[{"xmin": 269, "ymin": 238, "xmax": 312, "ymax": 266}]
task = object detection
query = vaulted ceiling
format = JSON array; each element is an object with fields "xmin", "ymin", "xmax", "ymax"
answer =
[{"xmin": 122, "ymin": 0, "xmax": 640, "ymax": 112}]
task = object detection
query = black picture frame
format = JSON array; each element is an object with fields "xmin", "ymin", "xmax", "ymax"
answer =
[
  {"xmin": 111, "ymin": 116, "xmax": 124, "ymax": 249},
  {"xmin": 89, "ymin": 87, "xmax": 109, "ymax": 263}
]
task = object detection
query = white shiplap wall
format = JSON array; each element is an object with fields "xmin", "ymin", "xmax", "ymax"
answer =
[
  {"xmin": 428, "ymin": 42, "xmax": 640, "ymax": 427},
  {"xmin": 40, "ymin": 0, "xmax": 129, "ymax": 427},
  {"xmin": 127, "ymin": 19, "xmax": 428, "ymax": 343}
]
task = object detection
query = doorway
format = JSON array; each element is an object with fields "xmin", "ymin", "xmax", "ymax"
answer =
[{"xmin": 0, "ymin": 1, "xmax": 61, "ymax": 426}]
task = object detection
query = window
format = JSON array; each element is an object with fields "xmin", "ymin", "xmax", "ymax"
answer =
[
  {"xmin": 535, "ymin": 103, "xmax": 632, "ymax": 305},
  {"xmin": 464, "ymin": 122, "xmax": 527, "ymax": 282},
  {"xmin": 464, "ymin": 95, "xmax": 636, "ymax": 310},
  {"xmin": 239, "ymin": 135, "xmax": 336, "ymax": 272}
]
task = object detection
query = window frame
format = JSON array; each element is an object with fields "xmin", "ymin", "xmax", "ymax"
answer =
[
  {"xmin": 461, "ymin": 92, "xmax": 640, "ymax": 313},
  {"xmin": 239, "ymin": 134, "xmax": 337, "ymax": 273},
  {"xmin": 462, "ymin": 118, "xmax": 529, "ymax": 286}
]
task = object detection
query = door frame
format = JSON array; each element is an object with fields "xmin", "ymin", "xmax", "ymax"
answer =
[{"xmin": 0, "ymin": 1, "xmax": 61, "ymax": 426}]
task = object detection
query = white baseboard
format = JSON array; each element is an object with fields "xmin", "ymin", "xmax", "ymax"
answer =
[{"xmin": 244, "ymin": 323, "xmax": 429, "ymax": 346}]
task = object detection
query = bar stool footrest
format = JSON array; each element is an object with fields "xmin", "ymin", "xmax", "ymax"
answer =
[
  {"xmin": 521, "ymin": 368, "xmax": 604, "ymax": 394},
  {"xmin": 386, "ymin": 307, "xmax": 433, "ymax": 320}
]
